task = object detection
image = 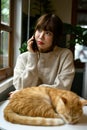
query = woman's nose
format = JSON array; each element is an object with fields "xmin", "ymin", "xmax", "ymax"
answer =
[{"xmin": 39, "ymin": 32, "xmax": 44, "ymax": 39}]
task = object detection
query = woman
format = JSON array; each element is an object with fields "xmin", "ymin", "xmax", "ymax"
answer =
[{"xmin": 13, "ymin": 13, "xmax": 75, "ymax": 90}]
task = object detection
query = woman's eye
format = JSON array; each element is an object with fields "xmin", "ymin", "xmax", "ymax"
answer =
[{"xmin": 46, "ymin": 31, "xmax": 52, "ymax": 36}]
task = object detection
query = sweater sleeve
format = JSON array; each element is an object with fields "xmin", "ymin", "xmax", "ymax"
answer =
[
  {"xmin": 13, "ymin": 52, "xmax": 39, "ymax": 90},
  {"xmin": 39, "ymin": 50, "xmax": 75, "ymax": 90}
]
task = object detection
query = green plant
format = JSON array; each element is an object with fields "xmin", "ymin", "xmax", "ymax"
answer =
[
  {"xmin": 0, "ymin": 49, "xmax": 3, "ymax": 54},
  {"xmin": 19, "ymin": 42, "xmax": 27, "ymax": 53},
  {"xmin": 63, "ymin": 23, "xmax": 87, "ymax": 47}
]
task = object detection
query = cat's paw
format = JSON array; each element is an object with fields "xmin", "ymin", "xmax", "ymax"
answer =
[{"xmin": 9, "ymin": 90, "xmax": 19, "ymax": 99}]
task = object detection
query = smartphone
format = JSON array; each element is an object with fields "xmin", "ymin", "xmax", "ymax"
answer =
[{"xmin": 32, "ymin": 36, "xmax": 38, "ymax": 51}]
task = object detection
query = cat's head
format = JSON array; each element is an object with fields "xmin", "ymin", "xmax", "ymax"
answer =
[{"xmin": 56, "ymin": 92, "xmax": 87, "ymax": 124}]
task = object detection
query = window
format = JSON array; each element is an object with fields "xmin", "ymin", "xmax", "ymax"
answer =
[{"xmin": 0, "ymin": 0, "xmax": 14, "ymax": 81}]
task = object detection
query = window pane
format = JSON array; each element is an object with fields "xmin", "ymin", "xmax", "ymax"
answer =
[
  {"xmin": 0, "ymin": 30, "xmax": 9, "ymax": 68},
  {"xmin": 77, "ymin": 13, "xmax": 87, "ymax": 25},
  {"xmin": 1, "ymin": 0, "xmax": 10, "ymax": 25},
  {"xmin": 78, "ymin": 0, "xmax": 87, "ymax": 10}
]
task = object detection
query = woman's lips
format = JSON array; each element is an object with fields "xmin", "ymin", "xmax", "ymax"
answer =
[{"xmin": 37, "ymin": 41, "xmax": 44, "ymax": 45}]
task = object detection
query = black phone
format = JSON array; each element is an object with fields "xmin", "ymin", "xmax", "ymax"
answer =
[{"xmin": 32, "ymin": 37, "xmax": 38, "ymax": 51}]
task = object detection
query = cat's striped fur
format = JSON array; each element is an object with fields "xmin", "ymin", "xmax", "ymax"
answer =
[{"xmin": 4, "ymin": 87, "xmax": 87, "ymax": 126}]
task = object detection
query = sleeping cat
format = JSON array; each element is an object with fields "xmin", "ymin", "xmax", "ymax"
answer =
[{"xmin": 4, "ymin": 86, "xmax": 87, "ymax": 126}]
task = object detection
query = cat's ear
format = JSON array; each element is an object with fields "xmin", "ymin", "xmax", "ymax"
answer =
[
  {"xmin": 61, "ymin": 97, "xmax": 67, "ymax": 105},
  {"xmin": 58, "ymin": 97, "xmax": 67, "ymax": 106},
  {"xmin": 80, "ymin": 99, "xmax": 87, "ymax": 106},
  {"xmin": 56, "ymin": 97, "xmax": 67, "ymax": 112}
]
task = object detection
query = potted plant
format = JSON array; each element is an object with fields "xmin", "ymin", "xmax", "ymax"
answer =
[{"xmin": 66, "ymin": 24, "xmax": 87, "ymax": 46}]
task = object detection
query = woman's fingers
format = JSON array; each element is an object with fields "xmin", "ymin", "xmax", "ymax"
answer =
[{"xmin": 27, "ymin": 36, "xmax": 34, "ymax": 52}]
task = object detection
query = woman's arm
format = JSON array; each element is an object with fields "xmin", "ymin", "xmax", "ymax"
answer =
[{"xmin": 13, "ymin": 52, "xmax": 39, "ymax": 90}]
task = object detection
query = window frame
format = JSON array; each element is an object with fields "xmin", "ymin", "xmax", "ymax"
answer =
[{"xmin": 0, "ymin": 0, "xmax": 14, "ymax": 81}]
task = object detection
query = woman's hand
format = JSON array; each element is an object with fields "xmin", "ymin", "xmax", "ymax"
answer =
[{"xmin": 27, "ymin": 36, "xmax": 35, "ymax": 53}]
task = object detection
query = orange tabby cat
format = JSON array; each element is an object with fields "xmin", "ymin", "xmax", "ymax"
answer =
[{"xmin": 4, "ymin": 86, "xmax": 87, "ymax": 126}]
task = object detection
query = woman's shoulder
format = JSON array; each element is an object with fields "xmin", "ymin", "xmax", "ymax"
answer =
[
  {"xmin": 16, "ymin": 51, "xmax": 31, "ymax": 62},
  {"xmin": 54, "ymin": 46, "xmax": 74, "ymax": 64},
  {"xmin": 19, "ymin": 51, "xmax": 29, "ymax": 56},
  {"xmin": 55, "ymin": 46, "xmax": 73, "ymax": 54},
  {"xmin": 18, "ymin": 51, "xmax": 32, "ymax": 58}
]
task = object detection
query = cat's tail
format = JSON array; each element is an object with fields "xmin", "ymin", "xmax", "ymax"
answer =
[{"xmin": 4, "ymin": 104, "xmax": 65, "ymax": 126}]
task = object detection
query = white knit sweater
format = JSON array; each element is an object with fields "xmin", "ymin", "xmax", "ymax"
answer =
[{"xmin": 13, "ymin": 46, "xmax": 75, "ymax": 90}]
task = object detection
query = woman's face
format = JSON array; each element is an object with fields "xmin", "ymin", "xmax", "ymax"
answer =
[{"xmin": 35, "ymin": 29, "xmax": 54, "ymax": 52}]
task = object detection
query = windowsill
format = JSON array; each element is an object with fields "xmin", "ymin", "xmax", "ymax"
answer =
[{"xmin": 0, "ymin": 77, "xmax": 13, "ymax": 93}]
